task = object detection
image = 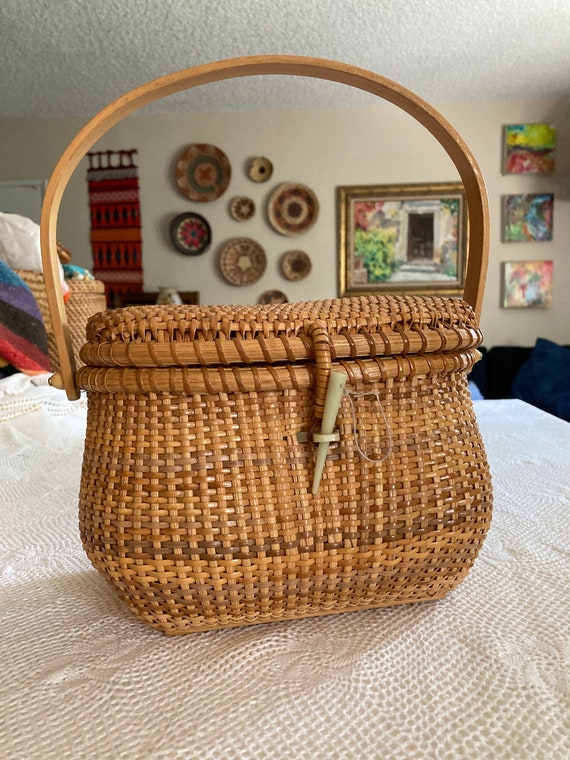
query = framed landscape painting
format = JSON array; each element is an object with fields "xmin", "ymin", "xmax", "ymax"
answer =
[{"xmin": 338, "ymin": 182, "xmax": 467, "ymax": 298}]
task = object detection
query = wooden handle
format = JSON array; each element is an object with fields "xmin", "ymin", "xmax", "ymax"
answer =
[{"xmin": 40, "ymin": 54, "xmax": 489, "ymax": 399}]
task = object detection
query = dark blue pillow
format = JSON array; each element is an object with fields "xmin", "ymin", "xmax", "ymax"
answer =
[{"xmin": 509, "ymin": 338, "xmax": 570, "ymax": 421}]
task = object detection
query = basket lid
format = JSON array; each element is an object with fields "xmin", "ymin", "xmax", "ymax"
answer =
[{"xmin": 79, "ymin": 294, "xmax": 481, "ymax": 370}]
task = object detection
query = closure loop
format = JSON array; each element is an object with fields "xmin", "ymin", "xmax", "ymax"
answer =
[
  {"xmin": 308, "ymin": 320, "xmax": 333, "ymax": 421},
  {"xmin": 344, "ymin": 387, "xmax": 393, "ymax": 464}
]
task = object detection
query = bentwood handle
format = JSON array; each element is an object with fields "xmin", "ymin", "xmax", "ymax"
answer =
[{"xmin": 40, "ymin": 55, "xmax": 490, "ymax": 400}]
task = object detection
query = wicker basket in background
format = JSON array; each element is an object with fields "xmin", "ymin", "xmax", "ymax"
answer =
[{"xmin": 17, "ymin": 269, "xmax": 106, "ymax": 371}]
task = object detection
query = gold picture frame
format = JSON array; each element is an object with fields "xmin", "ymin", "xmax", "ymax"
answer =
[{"xmin": 338, "ymin": 182, "xmax": 467, "ymax": 298}]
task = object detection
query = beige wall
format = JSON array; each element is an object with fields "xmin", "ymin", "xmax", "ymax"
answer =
[{"xmin": 1, "ymin": 95, "xmax": 568, "ymax": 347}]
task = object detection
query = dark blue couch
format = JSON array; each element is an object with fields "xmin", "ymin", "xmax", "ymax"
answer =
[{"xmin": 469, "ymin": 341, "xmax": 570, "ymax": 421}]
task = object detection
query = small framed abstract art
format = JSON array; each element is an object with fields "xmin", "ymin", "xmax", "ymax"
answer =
[
  {"xmin": 502, "ymin": 193, "xmax": 553, "ymax": 243},
  {"xmin": 503, "ymin": 123, "xmax": 556, "ymax": 174},
  {"xmin": 502, "ymin": 260, "xmax": 553, "ymax": 309}
]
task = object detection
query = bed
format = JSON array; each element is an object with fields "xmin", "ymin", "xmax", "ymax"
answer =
[{"xmin": 1, "ymin": 373, "xmax": 569, "ymax": 760}]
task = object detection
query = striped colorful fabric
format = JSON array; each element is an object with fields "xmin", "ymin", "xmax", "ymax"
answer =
[{"xmin": 0, "ymin": 261, "xmax": 50, "ymax": 377}]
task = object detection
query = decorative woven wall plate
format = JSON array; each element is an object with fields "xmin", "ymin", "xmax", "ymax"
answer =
[
  {"xmin": 229, "ymin": 196, "xmax": 255, "ymax": 221},
  {"xmin": 170, "ymin": 212, "xmax": 211, "ymax": 255},
  {"xmin": 258, "ymin": 289, "xmax": 288, "ymax": 304},
  {"xmin": 267, "ymin": 183, "xmax": 319, "ymax": 236},
  {"xmin": 175, "ymin": 144, "xmax": 231, "ymax": 202},
  {"xmin": 219, "ymin": 238, "xmax": 267, "ymax": 285},
  {"xmin": 248, "ymin": 156, "xmax": 273, "ymax": 182},
  {"xmin": 281, "ymin": 250, "xmax": 312, "ymax": 281}
]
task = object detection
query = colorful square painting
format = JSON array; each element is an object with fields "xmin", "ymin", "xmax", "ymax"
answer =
[
  {"xmin": 503, "ymin": 123, "xmax": 556, "ymax": 174},
  {"xmin": 502, "ymin": 193, "xmax": 553, "ymax": 242},
  {"xmin": 502, "ymin": 260, "xmax": 553, "ymax": 309}
]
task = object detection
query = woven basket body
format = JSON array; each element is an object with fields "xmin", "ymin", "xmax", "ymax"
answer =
[
  {"xmin": 64, "ymin": 280, "xmax": 107, "ymax": 369},
  {"xmin": 75, "ymin": 295, "xmax": 492, "ymax": 634},
  {"xmin": 16, "ymin": 270, "xmax": 106, "ymax": 370}
]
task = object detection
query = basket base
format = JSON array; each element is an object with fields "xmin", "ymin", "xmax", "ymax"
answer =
[
  {"xmin": 155, "ymin": 591, "xmax": 451, "ymax": 636},
  {"xmin": 89, "ymin": 557, "xmax": 474, "ymax": 635},
  {"xmin": 79, "ymin": 369, "xmax": 492, "ymax": 636}
]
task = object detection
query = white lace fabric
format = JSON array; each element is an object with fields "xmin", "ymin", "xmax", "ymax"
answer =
[{"xmin": 1, "ymin": 376, "xmax": 568, "ymax": 760}]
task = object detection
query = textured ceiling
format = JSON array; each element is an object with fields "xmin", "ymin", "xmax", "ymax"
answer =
[{"xmin": 1, "ymin": 0, "xmax": 569, "ymax": 120}]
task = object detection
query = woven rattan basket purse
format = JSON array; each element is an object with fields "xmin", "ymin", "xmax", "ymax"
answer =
[{"xmin": 41, "ymin": 56, "xmax": 492, "ymax": 635}]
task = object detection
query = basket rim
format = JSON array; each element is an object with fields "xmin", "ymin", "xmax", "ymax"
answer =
[{"xmin": 79, "ymin": 294, "xmax": 482, "ymax": 369}]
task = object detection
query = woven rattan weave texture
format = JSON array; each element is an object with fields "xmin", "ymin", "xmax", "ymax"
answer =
[
  {"xmin": 17, "ymin": 270, "xmax": 106, "ymax": 371},
  {"xmin": 77, "ymin": 296, "xmax": 492, "ymax": 635}
]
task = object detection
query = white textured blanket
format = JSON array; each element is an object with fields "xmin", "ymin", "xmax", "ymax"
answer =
[{"xmin": 1, "ymin": 375, "xmax": 569, "ymax": 759}]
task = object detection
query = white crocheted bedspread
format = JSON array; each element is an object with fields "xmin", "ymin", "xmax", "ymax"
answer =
[{"xmin": 1, "ymin": 374, "xmax": 569, "ymax": 760}]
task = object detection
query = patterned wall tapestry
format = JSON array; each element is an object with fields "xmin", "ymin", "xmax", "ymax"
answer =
[{"xmin": 87, "ymin": 149, "xmax": 143, "ymax": 306}]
